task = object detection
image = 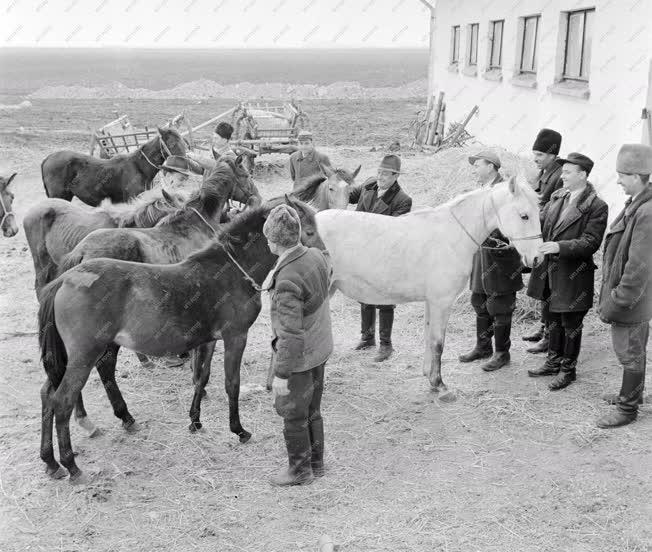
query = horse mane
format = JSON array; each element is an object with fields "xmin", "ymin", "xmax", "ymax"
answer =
[
  {"xmin": 99, "ymin": 188, "xmax": 181, "ymax": 228},
  {"xmin": 292, "ymin": 174, "xmax": 327, "ymax": 202},
  {"xmin": 155, "ymin": 177, "xmax": 228, "ymax": 227}
]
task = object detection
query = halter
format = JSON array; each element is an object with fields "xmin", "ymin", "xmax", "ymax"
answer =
[
  {"xmin": 140, "ymin": 129, "xmax": 177, "ymax": 171},
  {"xmin": 0, "ymin": 192, "xmax": 14, "ymax": 230},
  {"xmin": 190, "ymin": 207, "xmax": 265, "ymax": 293},
  {"xmin": 450, "ymin": 188, "xmax": 542, "ymax": 246}
]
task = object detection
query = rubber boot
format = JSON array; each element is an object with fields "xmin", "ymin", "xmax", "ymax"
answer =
[
  {"xmin": 459, "ymin": 315, "xmax": 493, "ymax": 362},
  {"xmin": 309, "ymin": 418, "xmax": 324, "ymax": 477},
  {"xmin": 269, "ymin": 429, "xmax": 314, "ymax": 487},
  {"xmin": 522, "ymin": 323, "xmax": 544, "ymax": 342},
  {"xmin": 549, "ymin": 329, "xmax": 581, "ymax": 391},
  {"xmin": 354, "ymin": 304, "xmax": 376, "ymax": 350},
  {"xmin": 526, "ymin": 324, "xmax": 549, "ymax": 354},
  {"xmin": 528, "ymin": 323, "xmax": 563, "ymax": 377},
  {"xmin": 374, "ymin": 307, "xmax": 394, "ymax": 362},
  {"xmin": 597, "ymin": 370, "xmax": 644, "ymax": 428},
  {"xmin": 482, "ymin": 317, "xmax": 511, "ymax": 372}
]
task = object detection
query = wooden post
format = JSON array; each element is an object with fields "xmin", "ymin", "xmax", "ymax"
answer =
[
  {"xmin": 435, "ymin": 102, "xmax": 446, "ymax": 146},
  {"xmin": 437, "ymin": 104, "xmax": 478, "ymax": 151},
  {"xmin": 427, "ymin": 91, "xmax": 445, "ymax": 145}
]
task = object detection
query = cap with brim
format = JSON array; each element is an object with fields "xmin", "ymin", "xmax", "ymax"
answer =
[
  {"xmin": 468, "ymin": 150, "xmax": 501, "ymax": 169},
  {"xmin": 558, "ymin": 152, "xmax": 594, "ymax": 175},
  {"xmin": 378, "ymin": 154, "xmax": 402, "ymax": 174},
  {"xmin": 297, "ymin": 130, "xmax": 313, "ymax": 141}
]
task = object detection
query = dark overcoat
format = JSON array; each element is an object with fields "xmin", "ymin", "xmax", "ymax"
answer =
[
  {"xmin": 348, "ymin": 177, "xmax": 412, "ymax": 216},
  {"xmin": 535, "ymin": 159, "xmax": 564, "ymax": 207},
  {"xmin": 526, "ymin": 183, "xmax": 608, "ymax": 312},
  {"xmin": 598, "ymin": 187, "xmax": 652, "ymax": 325}
]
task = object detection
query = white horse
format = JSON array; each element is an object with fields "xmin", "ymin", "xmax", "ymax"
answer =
[{"xmin": 315, "ymin": 176, "xmax": 542, "ymax": 395}]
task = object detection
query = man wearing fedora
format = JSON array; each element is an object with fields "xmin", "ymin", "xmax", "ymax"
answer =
[
  {"xmin": 288, "ymin": 130, "xmax": 333, "ymax": 192},
  {"xmin": 523, "ymin": 128, "xmax": 565, "ymax": 353},
  {"xmin": 527, "ymin": 153, "xmax": 608, "ymax": 390},
  {"xmin": 596, "ymin": 144, "xmax": 652, "ymax": 428},
  {"xmin": 348, "ymin": 154, "xmax": 412, "ymax": 362},
  {"xmin": 459, "ymin": 151, "xmax": 523, "ymax": 372}
]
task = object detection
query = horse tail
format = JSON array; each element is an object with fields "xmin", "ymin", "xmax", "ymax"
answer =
[{"xmin": 38, "ymin": 278, "xmax": 67, "ymax": 388}]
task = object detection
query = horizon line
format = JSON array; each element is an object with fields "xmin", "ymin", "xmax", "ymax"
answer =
[{"xmin": 0, "ymin": 44, "xmax": 429, "ymax": 50}]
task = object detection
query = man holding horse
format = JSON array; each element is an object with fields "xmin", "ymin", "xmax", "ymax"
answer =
[
  {"xmin": 288, "ymin": 130, "xmax": 333, "ymax": 192},
  {"xmin": 348, "ymin": 154, "xmax": 413, "ymax": 362},
  {"xmin": 596, "ymin": 144, "xmax": 652, "ymax": 428},
  {"xmin": 527, "ymin": 152, "xmax": 608, "ymax": 390},
  {"xmin": 459, "ymin": 151, "xmax": 523, "ymax": 372},
  {"xmin": 265, "ymin": 204, "xmax": 333, "ymax": 486},
  {"xmin": 188, "ymin": 122, "xmax": 255, "ymax": 171},
  {"xmin": 522, "ymin": 128, "xmax": 565, "ymax": 354}
]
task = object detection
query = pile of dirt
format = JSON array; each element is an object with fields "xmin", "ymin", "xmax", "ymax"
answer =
[{"xmin": 28, "ymin": 79, "xmax": 428, "ymax": 100}]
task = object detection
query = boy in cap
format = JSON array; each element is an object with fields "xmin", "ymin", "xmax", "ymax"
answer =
[
  {"xmin": 459, "ymin": 151, "xmax": 523, "ymax": 372},
  {"xmin": 348, "ymin": 154, "xmax": 412, "ymax": 362},
  {"xmin": 527, "ymin": 152, "xmax": 608, "ymax": 390},
  {"xmin": 265, "ymin": 204, "xmax": 333, "ymax": 485},
  {"xmin": 523, "ymin": 128, "xmax": 565, "ymax": 353},
  {"xmin": 596, "ymin": 144, "xmax": 652, "ymax": 428},
  {"xmin": 288, "ymin": 130, "xmax": 333, "ymax": 192}
]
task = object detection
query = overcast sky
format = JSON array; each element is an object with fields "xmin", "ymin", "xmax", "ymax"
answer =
[{"xmin": 1, "ymin": 0, "xmax": 431, "ymax": 48}]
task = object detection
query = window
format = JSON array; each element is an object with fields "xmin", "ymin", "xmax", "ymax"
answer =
[
  {"xmin": 488, "ymin": 20, "xmax": 504, "ymax": 69},
  {"xmin": 519, "ymin": 15, "xmax": 540, "ymax": 73},
  {"xmin": 562, "ymin": 8, "xmax": 594, "ymax": 81},
  {"xmin": 467, "ymin": 23, "xmax": 479, "ymax": 66},
  {"xmin": 450, "ymin": 25, "xmax": 460, "ymax": 64}
]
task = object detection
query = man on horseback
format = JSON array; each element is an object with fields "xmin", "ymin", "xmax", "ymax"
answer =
[
  {"xmin": 265, "ymin": 205, "xmax": 333, "ymax": 486},
  {"xmin": 288, "ymin": 130, "xmax": 333, "ymax": 192},
  {"xmin": 522, "ymin": 128, "xmax": 565, "ymax": 354},
  {"xmin": 458, "ymin": 151, "xmax": 523, "ymax": 372},
  {"xmin": 526, "ymin": 152, "xmax": 608, "ymax": 390},
  {"xmin": 348, "ymin": 154, "xmax": 413, "ymax": 362}
]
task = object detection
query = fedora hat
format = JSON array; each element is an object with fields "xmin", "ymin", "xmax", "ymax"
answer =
[{"xmin": 378, "ymin": 154, "xmax": 401, "ymax": 174}]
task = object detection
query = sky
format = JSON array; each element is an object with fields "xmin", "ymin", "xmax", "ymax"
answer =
[{"xmin": 1, "ymin": 0, "xmax": 432, "ymax": 48}]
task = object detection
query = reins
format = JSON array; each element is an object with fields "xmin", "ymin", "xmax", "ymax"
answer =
[{"xmin": 0, "ymin": 192, "xmax": 14, "ymax": 229}]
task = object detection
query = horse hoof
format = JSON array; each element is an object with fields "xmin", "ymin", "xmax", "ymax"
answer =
[
  {"xmin": 69, "ymin": 471, "xmax": 90, "ymax": 486},
  {"xmin": 239, "ymin": 431, "xmax": 252, "ymax": 444},
  {"xmin": 46, "ymin": 465, "xmax": 67, "ymax": 480},
  {"xmin": 123, "ymin": 420, "xmax": 140, "ymax": 433},
  {"xmin": 438, "ymin": 390, "xmax": 457, "ymax": 403},
  {"xmin": 189, "ymin": 422, "xmax": 202, "ymax": 433}
]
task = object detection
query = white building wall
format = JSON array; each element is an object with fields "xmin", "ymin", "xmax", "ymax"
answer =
[{"xmin": 429, "ymin": 0, "xmax": 651, "ymax": 214}]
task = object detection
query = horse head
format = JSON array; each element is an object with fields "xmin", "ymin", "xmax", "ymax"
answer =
[
  {"xmin": 282, "ymin": 193, "xmax": 325, "ymax": 250},
  {"xmin": 318, "ymin": 162, "xmax": 361, "ymax": 210},
  {"xmin": 492, "ymin": 174, "xmax": 543, "ymax": 268},
  {"xmin": 231, "ymin": 154, "xmax": 262, "ymax": 206},
  {"xmin": 155, "ymin": 126, "xmax": 188, "ymax": 160},
  {"xmin": 0, "ymin": 172, "xmax": 18, "ymax": 237}
]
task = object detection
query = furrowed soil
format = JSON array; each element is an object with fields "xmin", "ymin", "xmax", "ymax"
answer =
[{"xmin": 0, "ymin": 98, "xmax": 650, "ymax": 552}]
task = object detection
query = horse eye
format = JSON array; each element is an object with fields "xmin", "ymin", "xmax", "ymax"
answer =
[
  {"xmin": 305, "ymin": 230, "xmax": 315, "ymax": 236},
  {"xmin": 520, "ymin": 214, "xmax": 529, "ymax": 221}
]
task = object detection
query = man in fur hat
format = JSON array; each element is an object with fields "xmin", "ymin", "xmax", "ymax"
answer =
[
  {"xmin": 596, "ymin": 144, "xmax": 652, "ymax": 428},
  {"xmin": 348, "ymin": 154, "xmax": 413, "ymax": 362},
  {"xmin": 523, "ymin": 128, "xmax": 565, "ymax": 353},
  {"xmin": 527, "ymin": 153, "xmax": 608, "ymax": 390},
  {"xmin": 265, "ymin": 204, "xmax": 333, "ymax": 485},
  {"xmin": 459, "ymin": 150, "xmax": 523, "ymax": 372}
]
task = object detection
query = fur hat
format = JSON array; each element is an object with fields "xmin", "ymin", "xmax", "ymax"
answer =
[
  {"xmin": 532, "ymin": 128, "xmax": 562, "ymax": 155},
  {"xmin": 263, "ymin": 204, "xmax": 301, "ymax": 248},
  {"xmin": 616, "ymin": 144, "xmax": 652, "ymax": 175}
]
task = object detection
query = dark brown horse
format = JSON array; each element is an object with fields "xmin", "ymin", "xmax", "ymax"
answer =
[
  {"xmin": 41, "ymin": 127, "xmax": 187, "ymax": 206},
  {"xmin": 38, "ymin": 196, "xmax": 322, "ymax": 483},
  {"xmin": 1, "ymin": 172, "xmax": 19, "ymax": 237},
  {"xmin": 23, "ymin": 188, "xmax": 185, "ymax": 299}
]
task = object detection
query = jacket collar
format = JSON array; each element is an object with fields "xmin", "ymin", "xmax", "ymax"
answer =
[
  {"xmin": 607, "ymin": 186, "xmax": 652, "ymax": 236},
  {"xmin": 269, "ymin": 244, "xmax": 308, "ymax": 285},
  {"xmin": 549, "ymin": 183, "xmax": 597, "ymax": 238},
  {"xmin": 483, "ymin": 173, "xmax": 504, "ymax": 187}
]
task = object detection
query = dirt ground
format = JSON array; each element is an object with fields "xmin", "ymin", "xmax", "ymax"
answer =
[{"xmin": 0, "ymin": 99, "xmax": 650, "ymax": 552}]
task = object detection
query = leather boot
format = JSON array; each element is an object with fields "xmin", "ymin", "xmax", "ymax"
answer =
[
  {"xmin": 522, "ymin": 323, "xmax": 544, "ymax": 342},
  {"xmin": 309, "ymin": 418, "xmax": 324, "ymax": 477},
  {"xmin": 269, "ymin": 429, "xmax": 314, "ymax": 486},
  {"xmin": 374, "ymin": 307, "xmax": 394, "ymax": 362},
  {"xmin": 354, "ymin": 304, "xmax": 376, "ymax": 350},
  {"xmin": 459, "ymin": 315, "xmax": 493, "ymax": 362},
  {"xmin": 481, "ymin": 317, "xmax": 511, "ymax": 371},
  {"xmin": 528, "ymin": 323, "xmax": 563, "ymax": 377},
  {"xmin": 526, "ymin": 324, "xmax": 549, "ymax": 354},
  {"xmin": 597, "ymin": 370, "xmax": 644, "ymax": 428},
  {"xmin": 549, "ymin": 328, "xmax": 581, "ymax": 391},
  {"xmin": 602, "ymin": 392, "xmax": 645, "ymax": 405}
]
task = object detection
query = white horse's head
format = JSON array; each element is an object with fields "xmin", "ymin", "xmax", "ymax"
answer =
[{"xmin": 491, "ymin": 175, "xmax": 542, "ymax": 268}]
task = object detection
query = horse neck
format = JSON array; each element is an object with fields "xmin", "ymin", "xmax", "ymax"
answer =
[
  {"xmin": 448, "ymin": 187, "xmax": 498, "ymax": 246},
  {"xmin": 315, "ymin": 181, "xmax": 332, "ymax": 211},
  {"xmin": 135, "ymin": 138, "xmax": 163, "ymax": 179}
]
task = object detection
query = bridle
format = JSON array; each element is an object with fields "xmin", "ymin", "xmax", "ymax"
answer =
[
  {"xmin": 449, "ymin": 187, "xmax": 542, "ymax": 247},
  {"xmin": 190, "ymin": 207, "xmax": 266, "ymax": 293},
  {"xmin": 0, "ymin": 191, "xmax": 14, "ymax": 230},
  {"xmin": 140, "ymin": 129, "xmax": 181, "ymax": 171}
]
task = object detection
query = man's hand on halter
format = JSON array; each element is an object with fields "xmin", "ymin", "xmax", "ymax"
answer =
[{"xmin": 538, "ymin": 241, "xmax": 560, "ymax": 256}]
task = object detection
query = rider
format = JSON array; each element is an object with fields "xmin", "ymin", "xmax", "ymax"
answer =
[{"xmin": 288, "ymin": 130, "xmax": 333, "ymax": 192}]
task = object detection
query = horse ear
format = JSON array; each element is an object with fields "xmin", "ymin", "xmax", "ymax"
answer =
[
  {"xmin": 352, "ymin": 165, "xmax": 361, "ymax": 179},
  {"xmin": 161, "ymin": 188, "xmax": 175, "ymax": 204},
  {"xmin": 5, "ymin": 173, "xmax": 17, "ymax": 188},
  {"xmin": 320, "ymin": 163, "xmax": 335, "ymax": 178},
  {"xmin": 235, "ymin": 153, "xmax": 245, "ymax": 166},
  {"xmin": 507, "ymin": 175, "xmax": 517, "ymax": 195}
]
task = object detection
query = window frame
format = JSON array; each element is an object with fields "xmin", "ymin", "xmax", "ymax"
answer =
[
  {"xmin": 519, "ymin": 14, "xmax": 540, "ymax": 75},
  {"xmin": 450, "ymin": 25, "xmax": 461, "ymax": 64},
  {"xmin": 488, "ymin": 19, "xmax": 504, "ymax": 70},
  {"xmin": 467, "ymin": 23, "xmax": 479, "ymax": 66},
  {"xmin": 562, "ymin": 8, "xmax": 595, "ymax": 82}
]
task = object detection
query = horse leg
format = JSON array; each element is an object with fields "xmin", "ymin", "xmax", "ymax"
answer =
[
  {"xmin": 51, "ymin": 353, "xmax": 96, "ymax": 484},
  {"xmin": 189, "ymin": 342, "xmax": 216, "ymax": 432},
  {"xmin": 40, "ymin": 379, "xmax": 66, "ymax": 479},
  {"xmin": 135, "ymin": 352, "xmax": 154, "ymax": 369},
  {"xmin": 95, "ymin": 345, "xmax": 137, "ymax": 432},
  {"xmin": 74, "ymin": 393, "xmax": 100, "ymax": 438},
  {"xmin": 222, "ymin": 332, "xmax": 251, "ymax": 443},
  {"xmin": 425, "ymin": 302, "xmax": 452, "ymax": 395}
]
